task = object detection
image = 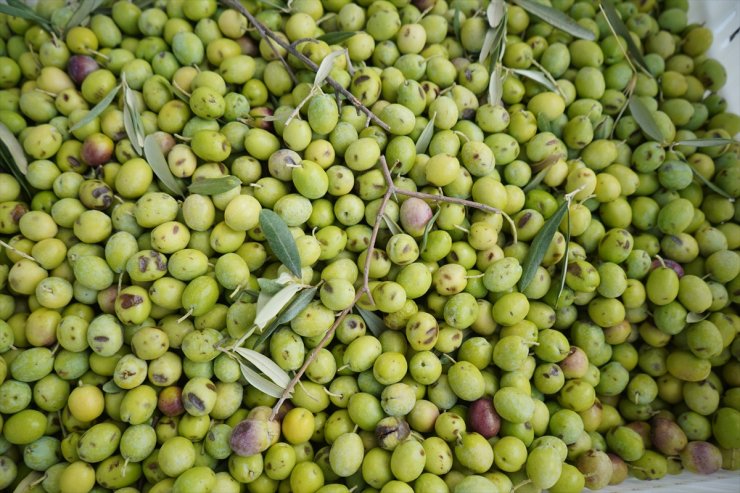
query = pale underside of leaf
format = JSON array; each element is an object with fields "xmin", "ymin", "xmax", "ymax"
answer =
[
  {"xmin": 628, "ymin": 95, "xmax": 665, "ymax": 143},
  {"xmin": 686, "ymin": 312, "xmax": 709, "ymax": 323},
  {"xmin": 479, "ymin": 28, "xmax": 498, "ymax": 64},
  {"xmin": 254, "ymin": 286, "xmax": 318, "ymax": 348},
  {"xmin": 520, "ymin": 200, "xmax": 569, "ymax": 291},
  {"xmin": 676, "ymin": 138, "xmax": 736, "ymax": 147},
  {"xmin": 239, "ymin": 362, "xmax": 288, "ymax": 398},
  {"xmin": 253, "ymin": 282, "xmax": 304, "ymax": 330},
  {"xmin": 356, "ymin": 307, "xmax": 386, "ymax": 336},
  {"xmin": 489, "ymin": 63, "xmax": 504, "ymax": 106},
  {"xmin": 512, "ymin": 0, "xmax": 596, "ymax": 40},
  {"xmin": 487, "ymin": 0, "xmax": 506, "ymax": 28},
  {"xmin": 143, "ymin": 134, "xmax": 187, "ymax": 197},
  {"xmin": 510, "ymin": 68, "xmax": 559, "ymax": 92},
  {"xmin": 314, "ymin": 49, "xmax": 346, "ymax": 88},
  {"xmin": 0, "ymin": 121, "xmax": 28, "ymax": 175},
  {"xmin": 233, "ymin": 346, "xmax": 292, "ymax": 388}
]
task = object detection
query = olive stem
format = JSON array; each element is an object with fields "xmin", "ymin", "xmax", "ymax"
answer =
[
  {"xmin": 0, "ymin": 240, "xmax": 36, "ymax": 262},
  {"xmin": 377, "ymin": 156, "xmax": 518, "ymax": 244},
  {"xmin": 221, "ymin": 0, "xmax": 391, "ymax": 132}
]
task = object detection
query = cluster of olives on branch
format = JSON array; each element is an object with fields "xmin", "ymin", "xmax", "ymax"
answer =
[{"xmin": 0, "ymin": 0, "xmax": 738, "ymax": 492}]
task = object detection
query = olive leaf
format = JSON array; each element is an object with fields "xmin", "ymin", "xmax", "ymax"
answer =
[
  {"xmin": 628, "ymin": 95, "xmax": 665, "ymax": 143},
  {"xmin": 556, "ymin": 204, "xmax": 571, "ymax": 302},
  {"xmin": 488, "ymin": 63, "xmax": 504, "ymax": 106},
  {"xmin": 317, "ymin": 31, "xmax": 357, "ymax": 44},
  {"xmin": 419, "ymin": 207, "xmax": 441, "ymax": 253},
  {"xmin": 253, "ymin": 0, "xmax": 290, "ymax": 12},
  {"xmin": 239, "ymin": 361, "xmax": 288, "ymax": 398},
  {"xmin": 143, "ymin": 134, "xmax": 187, "ymax": 198},
  {"xmin": 11, "ymin": 470, "xmax": 44, "ymax": 493},
  {"xmin": 0, "ymin": 121, "xmax": 28, "ymax": 175},
  {"xmin": 537, "ymin": 112, "xmax": 553, "ymax": 133},
  {"xmin": 356, "ymin": 307, "xmax": 386, "ymax": 336},
  {"xmin": 510, "ymin": 68, "xmax": 559, "ymax": 93},
  {"xmin": 255, "ymin": 286, "xmax": 318, "ymax": 348},
  {"xmin": 314, "ymin": 49, "xmax": 346, "ymax": 88},
  {"xmin": 512, "ymin": 0, "xmax": 595, "ymax": 40},
  {"xmin": 233, "ymin": 347, "xmax": 292, "ymax": 388},
  {"xmin": 69, "ymin": 83, "xmax": 121, "ymax": 132},
  {"xmin": 0, "ymin": 146, "xmax": 32, "ymax": 200},
  {"xmin": 520, "ymin": 200, "xmax": 569, "ymax": 291},
  {"xmin": 65, "ymin": 0, "xmax": 106, "ymax": 30},
  {"xmin": 415, "ymin": 113, "xmax": 436, "ymax": 153},
  {"xmin": 102, "ymin": 380, "xmax": 124, "ymax": 393},
  {"xmin": 675, "ymin": 138, "xmax": 736, "ymax": 147},
  {"xmin": 257, "ymin": 272, "xmax": 294, "ymax": 296},
  {"xmin": 599, "ymin": 0, "xmax": 650, "ymax": 74},
  {"xmin": 686, "ymin": 312, "xmax": 709, "ymax": 323},
  {"xmin": 253, "ymin": 282, "xmax": 304, "ymax": 330},
  {"xmin": 122, "ymin": 77, "xmax": 145, "ymax": 155},
  {"xmin": 479, "ymin": 28, "xmax": 497, "ymax": 64},
  {"xmin": 187, "ymin": 176, "xmax": 242, "ymax": 195},
  {"xmin": 487, "ymin": 0, "xmax": 506, "ymax": 28},
  {"xmin": 691, "ymin": 167, "xmax": 734, "ymax": 200},
  {"xmin": 383, "ymin": 214, "xmax": 403, "ymax": 235},
  {"xmin": 260, "ymin": 209, "xmax": 303, "ymax": 278},
  {"xmin": 0, "ymin": 1, "xmax": 57, "ymax": 35}
]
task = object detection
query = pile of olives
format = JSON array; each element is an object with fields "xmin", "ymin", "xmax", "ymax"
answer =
[{"xmin": 0, "ymin": 0, "xmax": 738, "ymax": 492}]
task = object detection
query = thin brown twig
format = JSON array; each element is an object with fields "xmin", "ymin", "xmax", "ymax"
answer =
[
  {"xmin": 377, "ymin": 157, "xmax": 518, "ymax": 243},
  {"xmin": 222, "ymin": 0, "xmax": 390, "ymax": 132}
]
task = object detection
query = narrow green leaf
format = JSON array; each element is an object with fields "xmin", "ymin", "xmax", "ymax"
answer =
[
  {"xmin": 65, "ymin": 0, "xmax": 106, "ymax": 30},
  {"xmin": 512, "ymin": 0, "xmax": 595, "ymax": 40},
  {"xmin": 356, "ymin": 307, "xmax": 386, "ymax": 336},
  {"xmin": 675, "ymin": 138, "xmax": 736, "ymax": 148},
  {"xmin": 69, "ymin": 84, "xmax": 120, "ymax": 132},
  {"xmin": 415, "ymin": 113, "xmax": 436, "ymax": 154},
  {"xmin": 317, "ymin": 31, "xmax": 357, "ymax": 44},
  {"xmin": 419, "ymin": 208, "xmax": 441, "ymax": 253},
  {"xmin": 255, "ymin": 286, "xmax": 317, "ymax": 348},
  {"xmin": 233, "ymin": 347, "xmax": 292, "ymax": 388},
  {"xmin": 557, "ymin": 204, "xmax": 571, "ymax": 302},
  {"xmin": 600, "ymin": 0, "xmax": 650, "ymax": 73},
  {"xmin": 257, "ymin": 275, "xmax": 291, "ymax": 297},
  {"xmin": 102, "ymin": 380, "xmax": 124, "ymax": 393},
  {"xmin": 253, "ymin": 282, "xmax": 303, "ymax": 330},
  {"xmin": 691, "ymin": 168, "xmax": 734, "ymax": 201},
  {"xmin": 0, "ymin": 3, "xmax": 55, "ymax": 33},
  {"xmin": 383, "ymin": 214, "xmax": 403, "ymax": 235},
  {"xmin": 314, "ymin": 49, "xmax": 346, "ymax": 88},
  {"xmin": 239, "ymin": 362, "xmax": 286, "ymax": 398},
  {"xmin": 510, "ymin": 68, "xmax": 559, "ymax": 92},
  {"xmin": 0, "ymin": 145, "xmax": 32, "ymax": 199},
  {"xmin": 628, "ymin": 95, "xmax": 664, "ymax": 143},
  {"xmin": 188, "ymin": 176, "xmax": 242, "ymax": 195},
  {"xmin": 520, "ymin": 200, "xmax": 569, "ymax": 291},
  {"xmin": 259, "ymin": 209, "xmax": 303, "ymax": 278},
  {"xmin": 143, "ymin": 134, "xmax": 187, "ymax": 197},
  {"xmin": 491, "ymin": 15, "xmax": 508, "ymax": 63},
  {"xmin": 0, "ymin": 121, "xmax": 28, "ymax": 175}
]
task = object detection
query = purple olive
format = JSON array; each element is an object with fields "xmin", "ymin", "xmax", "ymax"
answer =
[
  {"xmin": 651, "ymin": 417, "xmax": 688, "ymax": 456},
  {"xmin": 400, "ymin": 197, "xmax": 433, "ymax": 237},
  {"xmin": 468, "ymin": 398, "xmax": 501, "ymax": 439},
  {"xmin": 67, "ymin": 55, "xmax": 99, "ymax": 85},
  {"xmin": 651, "ymin": 258, "xmax": 684, "ymax": 277},
  {"xmin": 680, "ymin": 441, "xmax": 722, "ymax": 474}
]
